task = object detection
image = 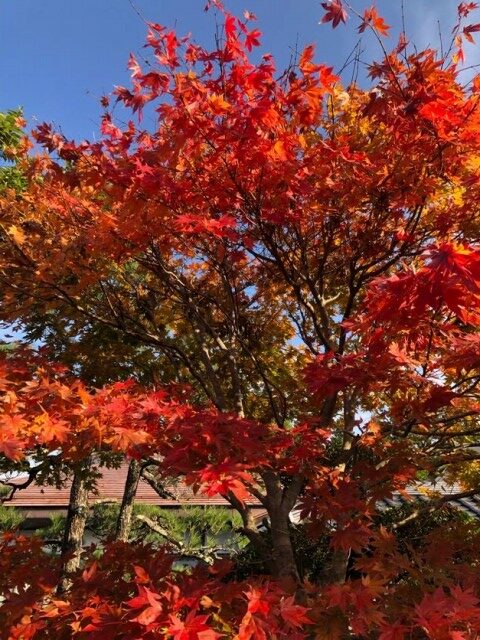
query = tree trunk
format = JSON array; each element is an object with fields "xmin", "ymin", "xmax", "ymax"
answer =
[
  {"xmin": 318, "ymin": 549, "xmax": 350, "ymax": 585},
  {"xmin": 316, "ymin": 394, "xmax": 355, "ymax": 585},
  {"xmin": 269, "ymin": 508, "xmax": 299, "ymax": 580},
  {"xmin": 262, "ymin": 472, "xmax": 303, "ymax": 581},
  {"xmin": 58, "ymin": 463, "xmax": 89, "ymax": 593},
  {"xmin": 115, "ymin": 459, "xmax": 141, "ymax": 542}
]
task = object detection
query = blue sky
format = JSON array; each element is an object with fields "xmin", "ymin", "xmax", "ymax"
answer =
[{"xmin": 0, "ymin": 1, "xmax": 467, "ymax": 141}]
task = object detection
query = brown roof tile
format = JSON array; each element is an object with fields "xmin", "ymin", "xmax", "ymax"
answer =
[{"xmin": 4, "ymin": 463, "xmax": 261, "ymax": 509}]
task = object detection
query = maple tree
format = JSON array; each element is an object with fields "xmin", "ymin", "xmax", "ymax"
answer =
[{"xmin": 1, "ymin": 0, "xmax": 480, "ymax": 637}]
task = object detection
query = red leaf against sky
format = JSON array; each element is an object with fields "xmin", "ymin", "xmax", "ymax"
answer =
[
  {"xmin": 463, "ymin": 22, "xmax": 480, "ymax": 43},
  {"xmin": 320, "ymin": 1, "xmax": 348, "ymax": 28},
  {"xmin": 458, "ymin": 2, "xmax": 478, "ymax": 17},
  {"xmin": 245, "ymin": 28, "xmax": 262, "ymax": 51}
]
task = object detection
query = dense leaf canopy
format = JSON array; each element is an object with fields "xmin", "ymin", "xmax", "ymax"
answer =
[{"xmin": 2, "ymin": 2, "xmax": 480, "ymax": 638}]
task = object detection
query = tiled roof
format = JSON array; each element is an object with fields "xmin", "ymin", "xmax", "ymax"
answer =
[
  {"xmin": 4, "ymin": 463, "xmax": 261, "ymax": 509},
  {"xmin": 5, "ymin": 469, "xmax": 478, "ymax": 522},
  {"xmin": 377, "ymin": 485, "xmax": 480, "ymax": 519}
]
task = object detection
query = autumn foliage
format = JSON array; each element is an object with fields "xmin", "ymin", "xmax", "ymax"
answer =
[{"xmin": 2, "ymin": 1, "xmax": 480, "ymax": 638}]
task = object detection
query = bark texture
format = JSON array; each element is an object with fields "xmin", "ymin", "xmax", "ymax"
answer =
[
  {"xmin": 115, "ymin": 459, "xmax": 141, "ymax": 542},
  {"xmin": 58, "ymin": 464, "xmax": 89, "ymax": 593},
  {"xmin": 263, "ymin": 472, "xmax": 303, "ymax": 581}
]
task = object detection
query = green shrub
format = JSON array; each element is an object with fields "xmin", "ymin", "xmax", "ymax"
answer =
[{"xmin": 0, "ymin": 505, "xmax": 24, "ymax": 531}]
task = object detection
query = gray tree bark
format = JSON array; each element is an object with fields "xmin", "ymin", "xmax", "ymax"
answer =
[
  {"xmin": 58, "ymin": 462, "xmax": 90, "ymax": 593},
  {"xmin": 115, "ymin": 459, "xmax": 141, "ymax": 542}
]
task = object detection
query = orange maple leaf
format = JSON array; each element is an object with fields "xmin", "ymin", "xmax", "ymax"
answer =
[
  {"xmin": 32, "ymin": 413, "xmax": 70, "ymax": 444},
  {"xmin": 208, "ymin": 94, "xmax": 231, "ymax": 115},
  {"xmin": 107, "ymin": 427, "xmax": 150, "ymax": 451},
  {"xmin": 358, "ymin": 6, "xmax": 390, "ymax": 37}
]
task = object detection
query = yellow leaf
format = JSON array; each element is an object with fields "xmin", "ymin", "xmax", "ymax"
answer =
[
  {"xmin": 8, "ymin": 224, "xmax": 26, "ymax": 245},
  {"xmin": 208, "ymin": 94, "xmax": 231, "ymax": 115},
  {"xmin": 269, "ymin": 139, "xmax": 288, "ymax": 161}
]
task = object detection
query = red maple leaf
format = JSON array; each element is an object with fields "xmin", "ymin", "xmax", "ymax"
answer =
[
  {"xmin": 321, "ymin": 1, "xmax": 348, "ymax": 28},
  {"xmin": 128, "ymin": 586, "xmax": 164, "ymax": 626},
  {"xmin": 458, "ymin": 2, "xmax": 478, "ymax": 18},
  {"xmin": 245, "ymin": 587, "xmax": 270, "ymax": 616},
  {"xmin": 280, "ymin": 596, "xmax": 313, "ymax": 628},
  {"xmin": 168, "ymin": 612, "xmax": 221, "ymax": 640},
  {"xmin": 463, "ymin": 22, "xmax": 480, "ymax": 43},
  {"xmin": 245, "ymin": 28, "xmax": 261, "ymax": 51}
]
